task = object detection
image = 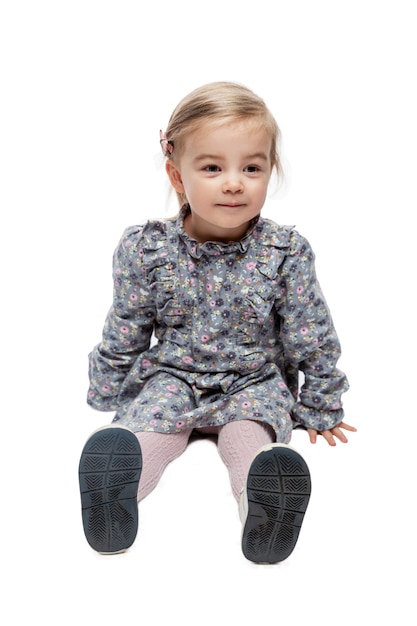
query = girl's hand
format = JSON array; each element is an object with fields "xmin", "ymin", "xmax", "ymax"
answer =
[{"xmin": 307, "ymin": 422, "xmax": 357, "ymax": 446}]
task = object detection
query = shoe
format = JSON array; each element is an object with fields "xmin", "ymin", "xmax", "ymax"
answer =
[
  {"xmin": 79, "ymin": 425, "xmax": 142, "ymax": 554},
  {"xmin": 240, "ymin": 443, "xmax": 311, "ymax": 563}
]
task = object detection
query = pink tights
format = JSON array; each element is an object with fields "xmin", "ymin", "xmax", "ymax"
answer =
[{"xmin": 135, "ymin": 420, "xmax": 275, "ymax": 502}]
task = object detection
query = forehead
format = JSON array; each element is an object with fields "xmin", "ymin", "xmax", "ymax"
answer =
[{"xmin": 185, "ymin": 118, "xmax": 272, "ymax": 155}]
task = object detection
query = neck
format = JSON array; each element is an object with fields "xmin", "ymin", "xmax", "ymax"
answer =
[{"xmin": 183, "ymin": 211, "xmax": 257, "ymax": 244}]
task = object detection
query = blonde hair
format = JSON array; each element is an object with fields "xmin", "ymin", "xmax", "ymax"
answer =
[{"xmin": 163, "ymin": 81, "xmax": 283, "ymax": 207}]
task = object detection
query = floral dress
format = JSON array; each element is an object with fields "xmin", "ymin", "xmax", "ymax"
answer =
[{"xmin": 87, "ymin": 205, "xmax": 348, "ymax": 442}]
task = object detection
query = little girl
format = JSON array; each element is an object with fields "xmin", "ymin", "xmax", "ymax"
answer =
[{"xmin": 79, "ymin": 81, "xmax": 354, "ymax": 564}]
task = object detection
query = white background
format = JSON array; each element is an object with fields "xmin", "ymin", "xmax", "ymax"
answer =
[{"xmin": 1, "ymin": 1, "xmax": 416, "ymax": 624}]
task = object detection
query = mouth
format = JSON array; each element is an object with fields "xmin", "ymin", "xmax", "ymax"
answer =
[{"xmin": 217, "ymin": 203, "xmax": 245, "ymax": 208}]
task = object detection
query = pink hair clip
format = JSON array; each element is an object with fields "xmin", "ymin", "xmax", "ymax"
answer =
[{"xmin": 159, "ymin": 130, "xmax": 174, "ymax": 157}]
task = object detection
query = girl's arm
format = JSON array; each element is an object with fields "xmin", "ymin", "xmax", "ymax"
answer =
[
  {"xmin": 87, "ymin": 226, "xmax": 155, "ymax": 412},
  {"xmin": 277, "ymin": 232, "xmax": 349, "ymax": 433}
]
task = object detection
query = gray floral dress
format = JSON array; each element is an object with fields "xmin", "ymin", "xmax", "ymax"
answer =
[{"xmin": 87, "ymin": 205, "xmax": 349, "ymax": 442}]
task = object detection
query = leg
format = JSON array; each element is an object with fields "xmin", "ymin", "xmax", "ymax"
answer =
[
  {"xmin": 213, "ymin": 375, "xmax": 311, "ymax": 563},
  {"xmin": 79, "ymin": 426, "xmax": 193, "ymax": 553},
  {"xmin": 119, "ymin": 372, "xmax": 195, "ymax": 499},
  {"xmin": 217, "ymin": 419, "xmax": 275, "ymax": 501},
  {"xmin": 79, "ymin": 372, "xmax": 195, "ymax": 554},
  {"xmin": 136, "ymin": 429, "xmax": 192, "ymax": 501}
]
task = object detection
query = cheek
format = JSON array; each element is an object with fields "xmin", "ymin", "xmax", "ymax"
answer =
[
  {"xmin": 183, "ymin": 177, "xmax": 210, "ymax": 198},
  {"xmin": 251, "ymin": 181, "xmax": 269, "ymax": 200}
]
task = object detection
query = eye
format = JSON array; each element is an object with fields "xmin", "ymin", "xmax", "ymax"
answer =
[
  {"xmin": 244, "ymin": 165, "xmax": 261, "ymax": 173},
  {"xmin": 203, "ymin": 165, "xmax": 221, "ymax": 172}
]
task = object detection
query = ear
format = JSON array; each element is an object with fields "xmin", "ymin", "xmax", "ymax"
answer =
[{"xmin": 165, "ymin": 161, "xmax": 185, "ymax": 194}]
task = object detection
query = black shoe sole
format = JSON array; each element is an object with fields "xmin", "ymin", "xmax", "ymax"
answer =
[
  {"xmin": 242, "ymin": 445, "xmax": 311, "ymax": 563},
  {"xmin": 79, "ymin": 427, "xmax": 142, "ymax": 553}
]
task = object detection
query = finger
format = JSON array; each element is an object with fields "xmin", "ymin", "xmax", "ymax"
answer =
[
  {"xmin": 307, "ymin": 429, "xmax": 317, "ymax": 444},
  {"xmin": 339, "ymin": 422, "xmax": 357, "ymax": 433},
  {"xmin": 331, "ymin": 427, "xmax": 348, "ymax": 444},
  {"xmin": 321, "ymin": 430, "xmax": 337, "ymax": 447}
]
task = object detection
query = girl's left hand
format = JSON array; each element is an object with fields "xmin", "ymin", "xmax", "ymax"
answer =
[{"xmin": 307, "ymin": 421, "xmax": 357, "ymax": 446}]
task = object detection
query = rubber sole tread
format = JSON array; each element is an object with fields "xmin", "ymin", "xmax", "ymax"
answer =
[
  {"xmin": 79, "ymin": 427, "xmax": 142, "ymax": 554},
  {"xmin": 242, "ymin": 446, "xmax": 311, "ymax": 563}
]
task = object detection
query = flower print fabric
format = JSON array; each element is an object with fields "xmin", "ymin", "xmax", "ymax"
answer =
[{"xmin": 87, "ymin": 205, "xmax": 349, "ymax": 438}]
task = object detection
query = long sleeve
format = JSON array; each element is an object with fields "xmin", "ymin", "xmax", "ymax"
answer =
[
  {"xmin": 276, "ymin": 231, "xmax": 349, "ymax": 431},
  {"xmin": 87, "ymin": 225, "xmax": 156, "ymax": 411}
]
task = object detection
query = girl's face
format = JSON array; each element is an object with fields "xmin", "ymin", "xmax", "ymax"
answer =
[{"xmin": 166, "ymin": 119, "xmax": 273, "ymax": 243}]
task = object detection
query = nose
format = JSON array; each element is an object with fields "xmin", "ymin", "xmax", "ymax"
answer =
[{"xmin": 222, "ymin": 175, "xmax": 243, "ymax": 193}]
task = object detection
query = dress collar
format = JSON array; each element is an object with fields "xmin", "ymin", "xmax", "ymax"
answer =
[{"xmin": 175, "ymin": 204, "xmax": 260, "ymax": 259}]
